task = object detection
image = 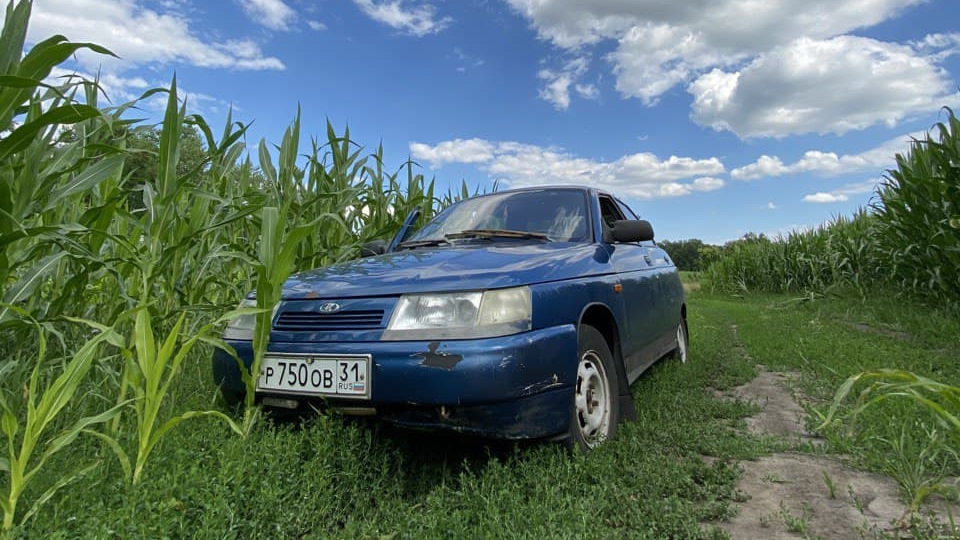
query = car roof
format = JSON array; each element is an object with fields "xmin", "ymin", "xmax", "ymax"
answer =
[{"xmin": 464, "ymin": 185, "xmax": 599, "ymax": 199}]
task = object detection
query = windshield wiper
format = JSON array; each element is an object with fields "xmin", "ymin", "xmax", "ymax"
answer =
[
  {"xmin": 397, "ymin": 238, "xmax": 450, "ymax": 250},
  {"xmin": 445, "ymin": 229, "xmax": 550, "ymax": 241}
]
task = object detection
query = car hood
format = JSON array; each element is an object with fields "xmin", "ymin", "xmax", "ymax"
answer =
[{"xmin": 281, "ymin": 242, "xmax": 611, "ymax": 299}]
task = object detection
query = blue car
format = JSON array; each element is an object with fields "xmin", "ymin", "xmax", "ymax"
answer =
[{"xmin": 213, "ymin": 186, "xmax": 688, "ymax": 450}]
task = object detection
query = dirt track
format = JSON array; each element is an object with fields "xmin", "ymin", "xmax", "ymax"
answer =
[{"xmin": 718, "ymin": 363, "xmax": 957, "ymax": 539}]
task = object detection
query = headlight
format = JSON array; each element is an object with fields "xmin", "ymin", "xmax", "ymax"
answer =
[
  {"xmin": 222, "ymin": 298, "xmax": 278, "ymax": 341},
  {"xmin": 382, "ymin": 287, "xmax": 531, "ymax": 340}
]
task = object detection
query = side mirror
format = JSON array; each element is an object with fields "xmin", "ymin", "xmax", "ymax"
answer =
[
  {"xmin": 610, "ymin": 220, "xmax": 654, "ymax": 243},
  {"xmin": 359, "ymin": 239, "xmax": 387, "ymax": 258}
]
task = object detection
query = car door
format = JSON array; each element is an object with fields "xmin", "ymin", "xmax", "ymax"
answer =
[
  {"xmin": 615, "ymin": 198, "xmax": 680, "ymax": 346},
  {"xmin": 598, "ymin": 194, "xmax": 659, "ymax": 380}
]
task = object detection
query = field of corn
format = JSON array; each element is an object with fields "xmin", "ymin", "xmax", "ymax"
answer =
[
  {"xmin": 701, "ymin": 112, "xmax": 960, "ymax": 301},
  {"xmin": 1, "ymin": 1, "xmax": 959, "ymax": 536},
  {"xmin": 0, "ymin": 1, "xmax": 481, "ymax": 529}
]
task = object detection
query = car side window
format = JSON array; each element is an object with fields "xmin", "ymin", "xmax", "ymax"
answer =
[
  {"xmin": 598, "ymin": 196, "xmax": 625, "ymax": 228},
  {"xmin": 615, "ymin": 198, "xmax": 639, "ymax": 220}
]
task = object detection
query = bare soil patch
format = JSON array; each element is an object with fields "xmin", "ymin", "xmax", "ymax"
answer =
[
  {"xmin": 728, "ymin": 368, "xmax": 812, "ymax": 443},
  {"xmin": 716, "ymin": 352, "xmax": 956, "ymax": 538},
  {"xmin": 722, "ymin": 452, "xmax": 912, "ymax": 539}
]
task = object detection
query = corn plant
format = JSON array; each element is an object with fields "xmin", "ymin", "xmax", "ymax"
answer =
[
  {"xmin": 818, "ymin": 369, "xmax": 960, "ymax": 510},
  {"xmin": 874, "ymin": 108, "xmax": 960, "ymax": 303},
  {"xmin": 0, "ymin": 0, "xmax": 125, "ymax": 327},
  {"xmin": 820, "ymin": 369, "xmax": 960, "ymax": 441},
  {"xmin": 701, "ymin": 211, "xmax": 882, "ymax": 295},
  {"xmin": 0, "ymin": 314, "xmax": 125, "ymax": 530},
  {"xmin": 113, "ymin": 309, "xmax": 246, "ymax": 484},
  {"xmin": 238, "ymin": 206, "xmax": 318, "ymax": 435},
  {"xmin": 0, "ymin": 0, "xmax": 467, "ymax": 500}
]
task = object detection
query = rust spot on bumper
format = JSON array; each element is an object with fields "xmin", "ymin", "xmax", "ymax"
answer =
[{"xmin": 413, "ymin": 341, "xmax": 464, "ymax": 369}]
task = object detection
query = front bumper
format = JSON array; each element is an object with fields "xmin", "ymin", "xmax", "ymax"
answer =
[{"xmin": 212, "ymin": 324, "xmax": 578, "ymax": 439}]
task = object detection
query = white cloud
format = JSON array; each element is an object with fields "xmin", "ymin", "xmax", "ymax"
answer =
[
  {"xmin": 912, "ymin": 32, "xmax": 960, "ymax": 61},
  {"xmin": 410, "ymin": 138, "xmax": 496, "ymax": 168},
  {"xmin": 731, "ymin": 131, "xmax": 925, "ymax": 181},
  {"xmin": 238, "ymin": 0, "xmax": 296, "ymax": 31},
  {"xmin": 352, "ymin": 0, "xmax": 451, "ymax": 36},
  {"xmin": 450, "ymin": 48, "xmax": 486, "ymax": 73},
  {"xmin": 767, "ymin": 202, "xmax": 777, "ymax": 210},
  {"xmin": 49, "ymin": 66, "xmax": 234, "ymax": 115},
  {"xmin": 307, "ymin": 20, "xmax": 328, "ymax": 31},
  {"xmin": 410, "ymin": 138, "xmax": 725, "ymax": 199},
  {"xmin": 537, "ymin": 57, "xmax": 593, "ymax": 110},
  {"xmin": 505, "ymin": 0, "xmax": 924, "ymax": 50},
  {"xmin": 609, "ymin": 22, "xmax": 738, "ymax": 106},
  {"xmin": 802, "ymin": 180, "xmax": 878, "ymax": 203},
  {"xmin": 29, "ymin": 0, "xmax": 285, "ymax": 71},
  {"xmin": 804, "ymin": 192, "xmax": 849, "ymax": 203},
  {"xmin": 692, "ymin": 177, "xmax": 724, "ymax": 191},
  {"xmin": 574, "ymin": 83, "xmax": 599, "ymax": 100},
  {"xmin": 504, "ymin": 1, "xmax": 957, "ymax": 134},
  {"xmin": 689, "ymin": 36, "xmax": 956, "ymax": 137},
  {"xmin": 505, "ymin": 0, "xmax": 925, "ymax": 92}
]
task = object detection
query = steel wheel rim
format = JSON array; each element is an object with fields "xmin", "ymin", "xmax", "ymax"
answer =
[
  {"xmin": 575, "ymin": 350, "xmax": 611, "ymax": 447},
  {"xmin": 677, "ymin": 323, "xmax": 688, "ymax": 363}
]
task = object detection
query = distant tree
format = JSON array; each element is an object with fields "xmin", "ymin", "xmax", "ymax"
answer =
[
  {"xmin": 124, "ymin": 124, "xmax": 208, "ymax": 210},
  {"xmin": 726, "ymin": 232, "xmax": 770, "ymax": 246},
  {"xmin": 659, "ymin": 238, "xmax": 716, "ymax": 271}
]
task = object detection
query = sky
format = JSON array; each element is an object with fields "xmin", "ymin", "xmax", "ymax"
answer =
[{"xmin": 17, "ymin": 0, "xmax": 960, "ymax": 244}]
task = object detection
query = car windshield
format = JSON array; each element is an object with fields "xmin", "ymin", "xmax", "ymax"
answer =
[{"xmin": 406, "ymin": 189, "xmax": 591, "ymax": 244}]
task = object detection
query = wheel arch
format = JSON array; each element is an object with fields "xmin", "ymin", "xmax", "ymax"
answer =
[{"xmin": 576, "ymin": 302, "xmax": 636, "ymax": 422}]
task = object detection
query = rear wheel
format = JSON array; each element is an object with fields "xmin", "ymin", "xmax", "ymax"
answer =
[{"xmin": 567, "ymin": 325, "xmax": 619, "ymax": 452}]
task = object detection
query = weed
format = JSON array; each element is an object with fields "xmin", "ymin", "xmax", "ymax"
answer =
[
  {"xmin": 849, "ymin": 485, "xmax": 865, "ymax": 515},
  {"xmin": 778, "ymin": 500, "xmax": 811, "ymax": 534},
  {"xmin": 822, "ymin": 471, "xmax": 837, "ymax": 499}
]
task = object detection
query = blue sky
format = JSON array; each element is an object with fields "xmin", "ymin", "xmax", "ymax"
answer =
[{"xmin": 22, "ymin": 0, "xmax": 960, "ymax": 243}]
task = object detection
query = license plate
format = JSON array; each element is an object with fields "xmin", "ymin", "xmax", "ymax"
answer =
[{"xmin": 257, "ymin": 354, "xmax": 370, "ymax": 399}]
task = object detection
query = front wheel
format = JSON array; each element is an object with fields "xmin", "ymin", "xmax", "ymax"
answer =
[
  {"xmin": 672, "ymin": 318, "xmax": 689, "ymax": 363},
  {"xmin": 567, "ymin": 325, "xmax": 619, "ymax": 452}
]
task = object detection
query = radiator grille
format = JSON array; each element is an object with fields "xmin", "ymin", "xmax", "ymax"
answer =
[{"xmin": 274, "ymin": 310, "xmax": 385, "ymax": 331}]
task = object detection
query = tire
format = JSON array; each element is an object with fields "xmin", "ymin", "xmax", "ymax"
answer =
[
  {"xmin": 566, "ymin": 325, "xmax": 619, "ymax": 453},
  {"xmin": 671, "ymin": 318, "xmax": 689, "ymax": 363}
]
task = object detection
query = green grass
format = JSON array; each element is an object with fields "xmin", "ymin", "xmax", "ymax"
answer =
[
  {"xmin": 9, "ymin": 288, "xmax": 956, "ymax": 538},
  {"xmin": 13, "ymin": 290, "xmax": 770, "ymax": 539},
  {"xmin": 2, "ymin": 3, "xmax": 958, "ymax": 535},
  {"xmin": 696, "ymin": 289, "xmax": 960, "ymax": 512}
]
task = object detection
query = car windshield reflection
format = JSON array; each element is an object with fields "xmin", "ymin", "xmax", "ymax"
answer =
[{"xmin": 406, "ymin": 189, "xmax": 590, "ymax": 244}]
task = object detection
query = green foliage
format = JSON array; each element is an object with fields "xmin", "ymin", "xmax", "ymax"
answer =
[
  {"xmin": 702, "ymin": 211, "xmax": 881, "ymax": 294},
  {"xmin": 18, "ymin": 295, "xmax": 766, "ymax": 539},
  {"xmin": 819, "ymin": 368, "xmax": 960, "ymax": 509},
  {"xmin": 0, "ymin": 316, "xmax": 126, "ymax": 529},
  {"xmin": 702, "ymin": 107, "xmax": 960, "ymax": 308},
  {"xmin": 0, "ymin": 0, "xmax": 475, "ymax": 521},
  {"xmin": 699, "ymin": 110, "xmax": 960, "ymax": 518},
  {"xmin": 875, "ymin": 109, "xmax": 960, "ymax": 301},
  {"xmin": 708, "ymin": 290, "xmax": 960, "ymax": 521},
  {"xmin": 659, "ymin": 238, "xmax": 717, "ymax": 271}
]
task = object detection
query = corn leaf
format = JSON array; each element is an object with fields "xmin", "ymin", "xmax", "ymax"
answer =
[
  {"xmin": 0, "ymin": 104, "xmax": 100, "ymax": 160},
  {"xmin": 80, "ymin": 429, "xmax": 131, "ymax": 481},
  {"xmin": 20, "ymin": 461, "xmax": 99, "ymax": 527}
]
